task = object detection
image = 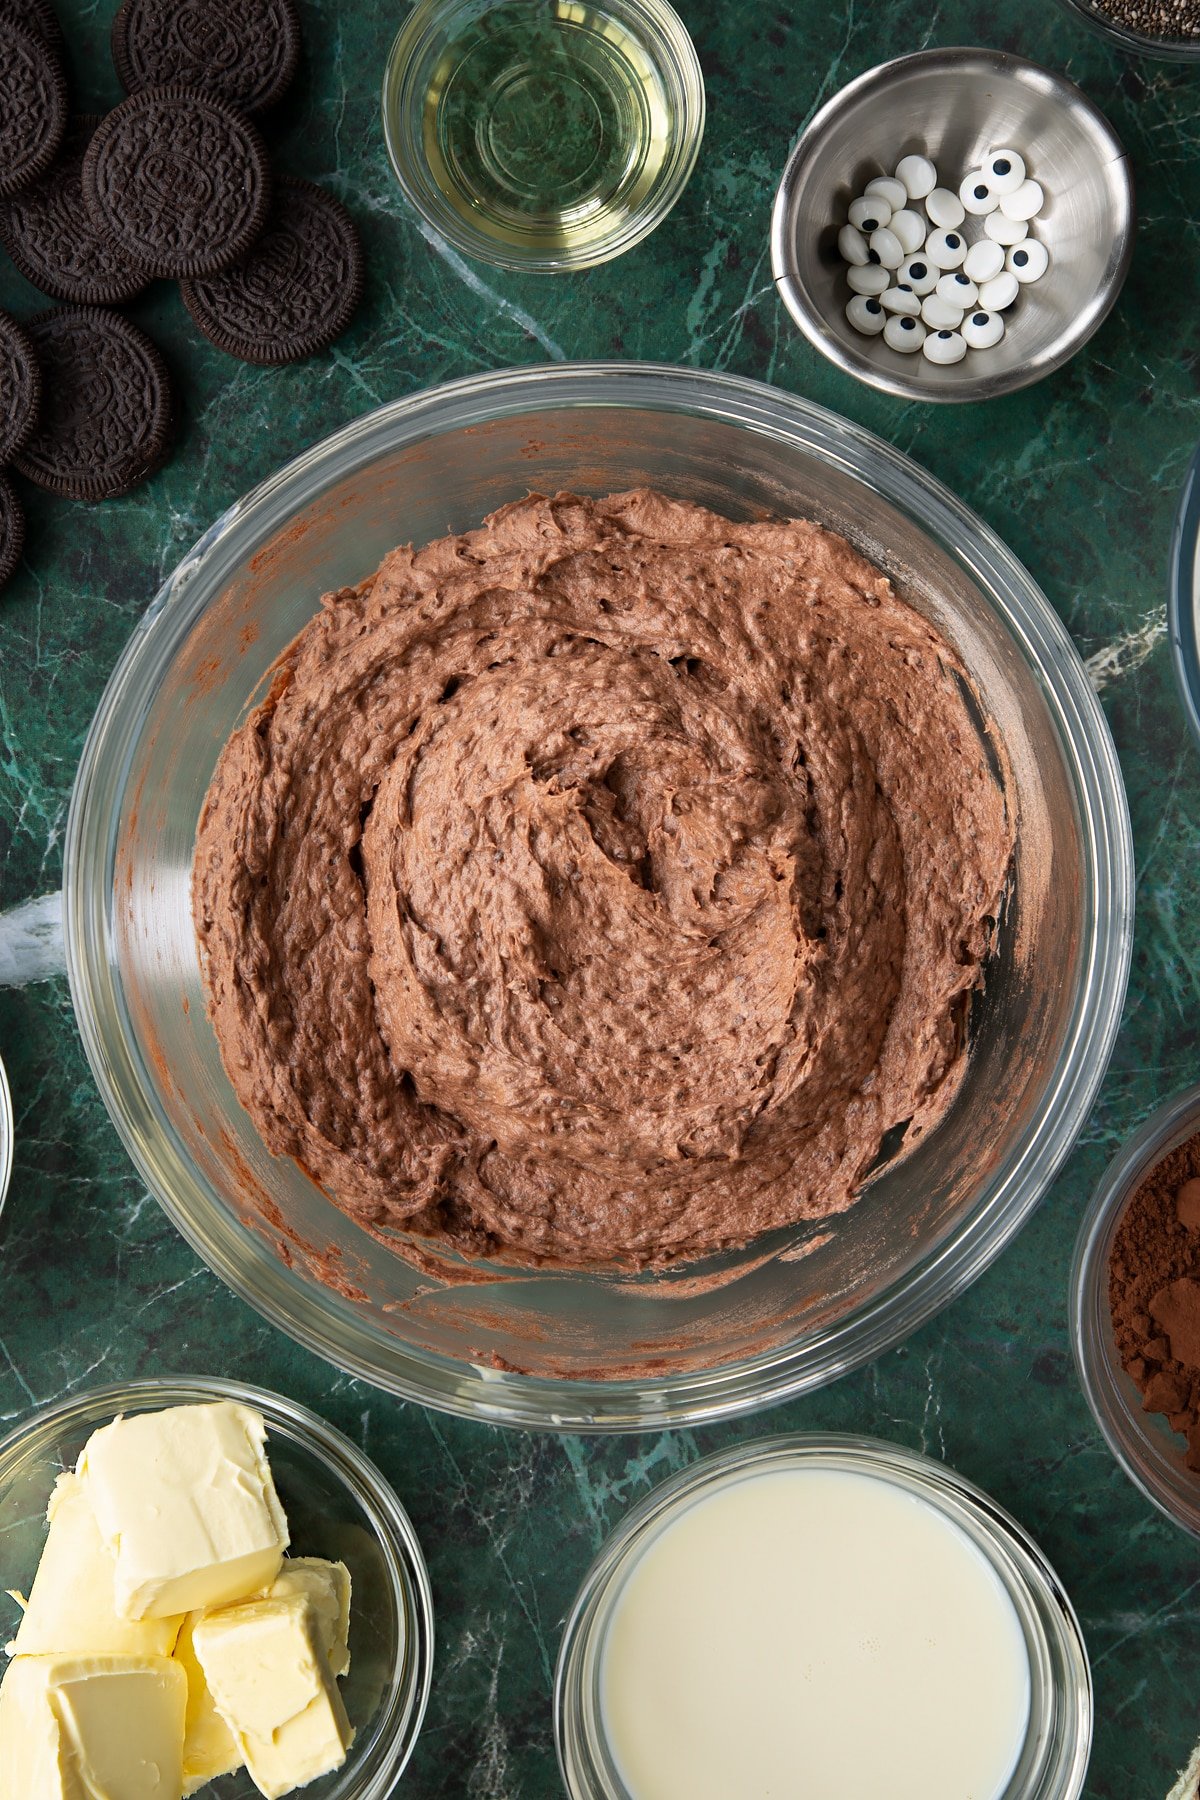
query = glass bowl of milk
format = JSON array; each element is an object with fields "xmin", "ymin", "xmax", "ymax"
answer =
[{"xmin": 555, "ymin": 1434, "xmax": 1092, "ymax": 1800}]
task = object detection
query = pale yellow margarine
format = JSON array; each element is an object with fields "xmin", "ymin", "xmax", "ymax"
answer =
[
  {"xmin": 78, "ymin": 1401, "xmax": 290, "ymax": 1619},
  {"xmin": 0, "ymin": 1651, "xmax": 186, "ymax": 1799},
  {"xmin": 173, "ymin": 1612, "xmax": 244, "ymax": 1797},
  {"xmin": 268, "ymin": 1558, "xmax": 352, "ymax": 1679},
  {"xmin": 193, "ymin": 1591, "xmax": 354, "ymax": 1800},
  {"xmin": 6, "ymin": 1472, "xmax": 183, "ymax": 1660}
]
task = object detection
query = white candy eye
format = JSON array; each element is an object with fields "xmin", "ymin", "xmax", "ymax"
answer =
[
  {"xmin": 925, "ymin": 187, "xmax": 965, "ymax": 229},
  {"xmin": 888, "ymin": 208, "xmax": 926, "ymax": 254},
  {"xmin": 865, "ymin": 175, "xmax": 908, "ymax": 212},
  {"xmin": 838, "ymin": 224, "xmax": 871, "ymax": 266},
  {"xmin": 1000, "ymin": 179, "xmax": 1044, "ymax": 222},
  {"xmin": 979, "ymin": 270, "xmax": 1020, "ymax": 311},
  {"xmin": 880, "ymin": 285, "xmax": 921, "ymax": 315},
  {"xmin": 897, "ymin": 254, "xmax": 937, "ymax": 294},
  {"xmin": 1007, "ymin": 238, "xmax": 1049, "ymax": 283},
  {"xmin": 869, "ymin": 227, "xmax": 904, "ymax": 269},
  {"xmin": 962, "ymin": 309, "xmax": 1005, "ymax": 349},
  {"xmin": 963, "ymin": 238, "xmax": 1005, "ymax": 283},
  {"xmin": 984, "ymin": 211, "xmax": 1028, "ymax": 246},
  {"xmin": 925, "ymin": 227, "xmax": 967, "ymax": 269},
  {"xmin": 983, "ymin": 149, "xmax": 1026, "ymax": 194},
  {"xmin": 883, "ymin": 314, "xmax": 927, "ymax": 352},
  {"xmin": 958, "ymin": 173, "xmax": 998, "ymax": 216},
  {"xmin": 849, "ymin": 196, "xmax": 891, "ymax": 232},
  {"xmin": 847, "ymin": 294, "xmax": 887, "ymax": 335},
  {"xmin": 921, "ymin": 293, "xmax": 964, "ymax": 329},
  {"xmin": 922, "ymin": 328, "xmax": 967, "ymax": 365},
  {"xmin": 847, "ymin": 262, "xmax": 891, "ymax": 294},
  {"xmin": 895, "ymin": 154, "xmax": 937, "ymax": 200},
  {"xmin": 935, "ymin": 271, "xmax": 978, "ymax": 306}
]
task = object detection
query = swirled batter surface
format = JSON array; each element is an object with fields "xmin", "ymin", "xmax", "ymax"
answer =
[{"xmin": 194, "ymin": 490, "xmax": 1014, "ymax": 1268}]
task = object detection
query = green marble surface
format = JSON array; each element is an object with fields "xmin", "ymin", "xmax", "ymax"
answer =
[{"xmin": 0, "ymin": 0, "xmax": 1198, "ymax": 1794}]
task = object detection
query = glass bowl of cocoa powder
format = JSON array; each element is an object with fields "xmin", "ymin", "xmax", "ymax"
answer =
[{"xmin": 1072, "ymin": 1080, "xmax": 1200, "ymax": 1536}]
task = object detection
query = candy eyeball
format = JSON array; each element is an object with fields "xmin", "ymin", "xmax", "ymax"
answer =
[
  {"xmin": 1000, "ymin": 178, "xmax": 1044, "ymax": 222},
  {"xmin": 959, "ymin": 173, "xmax": 998, "ymax": 217},
  {"xmin": 922, "ymin": 328, "xmax": 967, "ymax": 365},
  {"xmin": 888, "ymin": 208, "xmax": 926, "ymax": 254},
  {"xmin": 848, "ymin": 196, "xmax": 891, "ymax": 232},
  {"xmin": 1007, "ymin": 238, "xmax": 1049, "ymax": 283},
  {"xmin": 982, "ymin": 148, "xmax": 1026, "ymax": 195},
  {"xmin": 963, "ymin": 238, "xmax": 1005, "ymax": 283},
  {"xmin": 925, "ymin": 227, "xmax": 967, "ymax": 270},
  {"xmin": 883, "ymin": 313, "xmax": 927, "ymax": 352},
  {"xmin": 847, "ymin": 294, "xmax": 887, "ymax": 335},
  {"xmin": 895, "ymin": 154, "xmax": 937, "ymax": 200},
  {"xmin": 897, "ymin": 254, "xmax": 937, "ymax": 295},
  {"xmin": 868, "ymin": 226, "xmax": 905, "ymax": 270},
  {"xmin": 984, "ymin": 210, "xmax": 1029, "ymax": 246},
  {"xmin": 925, "ymin": 187, "xmax": 966, "ymax": 229},
  {"xmin": 880, "ymin": 285, "xmax": 921, "ymax": 315},
  {"xmin": 935, "ymin": 271, "xmax": 978, "ymax": 307},
  {"xmin": 920, "ymin": 293, "xmax": 964, "ymax": 329},
  {"xmin": 847, "ymin": 262, "xmax": 891, "ymax": 294},
  {"xmin": 838, "ymin": 223, "xmax": 871, "ymax": 266},
  {"xmin": 864, "ymin": 175, "xmax": 908, "ymax": 212},
  {"xmin": 979, "ymin": 270, "xmax": 1020, "ymax": 311},
  {"xmin": 962, "ymin": 309, "xmax": 1005, "ymax": 349}
]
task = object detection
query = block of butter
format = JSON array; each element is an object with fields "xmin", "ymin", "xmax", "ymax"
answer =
[
  {"xmin": 269, "ymin": 1558, "xmax": 352, "ymax": 1678},
  {"xmin": 193, "ymin": 1591, "xmax": 354, "ymax": 1800},
  {"xmin": 7, "ymin": 1472, "xmax": 183, "ymax": 1659},
  {"xmin": 79, "ymin": 1401, "xmax": 289, "ymax": 1619},
  {"xmin": 174, "ymin": 1612, "xmax": 243, "ymax": 1797},
  {"xmin": 0, "ymin": 1650, "xmax": 186, "ymax": 1799}
]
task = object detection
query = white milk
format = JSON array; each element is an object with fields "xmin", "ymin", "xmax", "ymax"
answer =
[{"xmin": 599, "ymin": 1466, "xmax": 1031, "ymax": 1800}]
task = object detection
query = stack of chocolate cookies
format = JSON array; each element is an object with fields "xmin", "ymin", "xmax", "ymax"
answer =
[{"xmin": 0, "ymin": 0, "xmax": 365, "ymax": 589}]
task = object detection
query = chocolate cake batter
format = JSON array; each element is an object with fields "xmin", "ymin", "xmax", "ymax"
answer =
[{"xmin": 193, "ymin": 490, "xmax": 1014, "ymax": 1268}]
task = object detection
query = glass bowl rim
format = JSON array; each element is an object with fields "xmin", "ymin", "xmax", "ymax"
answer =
[
  {"xmin": 1054, "ymin": 0, "xmax": 1200, "ymax": 62},
  {"xmin": 552, "ymin": 1430, "xmax": 1093, "ymax": 1800},
  {"xmin": 1169, "ymin": 441, "xmax": 1200, "ymax": 755},
  {"xmin": 0, "ymin": 1373, "xmax": 435, "ymax": 1800},
  {"xmin": 63, "ymin": 360, "xmax": 1134, "ymax": 1432},
  {"xmin": 1070, "ymin": 1079, "xmax": 1200, "ymax": 1538},
  {"xmin": 380, "ymin": 0, "xmax": 706, "ymax": 272},
  {"xmin": 0, "ymin": 1054, "xmax": 11, "ymax": 1221}
]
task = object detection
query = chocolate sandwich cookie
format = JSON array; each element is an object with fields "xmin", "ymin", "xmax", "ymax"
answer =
[
  {"xmin": 0, "ymin": 116, "xmax": 151, "ymax": 305},
  {"xmin": 0, "ymin": 473, "xmax": 26, "ymax": 595},
  {"xmin": 181, "ymin": 178, "xmax": 364, "ymax": 365},
  {"xmin": 13, "ymin": 307, "xmax": 174, "ymax": 501},
  {"xmin": 81, "ymin": 85, "xmax": 272, "ymax": 281},
  {"xmin": 0, "ymin": 11, "xmax": 68, "ymax": 198},
  {"xmin": 112, "ymin": 0, "xmax": 301, "ymax": 115},
  {"xmin": 2, "ymin": 0, "xmax": 63, "ymax": 50},
  {"xmin": 0, "ymin": 310, "xmax": 41, "ymax": 462}
]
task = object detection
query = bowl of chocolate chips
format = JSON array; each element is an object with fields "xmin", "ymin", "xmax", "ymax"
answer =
[{"xmin": 1072, "ymin": 1079, "xmax": 1200, "ymax": 1536}]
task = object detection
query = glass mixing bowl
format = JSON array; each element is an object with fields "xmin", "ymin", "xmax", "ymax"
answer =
[
  {"xmin": 0, "ymin": 1376, "xmax": 434, "ymax": 1800},
  {"xmin": 64, "ymin": 364, "xmax": 1133, "ymax": 1431}
]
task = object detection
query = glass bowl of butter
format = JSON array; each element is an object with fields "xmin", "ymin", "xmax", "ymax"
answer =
[{"xmin": 0, "ymin": 1376, "xmax": 433, "ymax": 1800}]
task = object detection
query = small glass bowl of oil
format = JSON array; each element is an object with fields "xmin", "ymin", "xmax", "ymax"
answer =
[{"xmin": 382, "ymin": 0, "xmax": 705, "ymax": 271}]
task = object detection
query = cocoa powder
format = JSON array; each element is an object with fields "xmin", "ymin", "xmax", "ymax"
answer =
[{"xmin": 1109, "ymin": 1128, "xmax": 1200, "ymax": 1469}]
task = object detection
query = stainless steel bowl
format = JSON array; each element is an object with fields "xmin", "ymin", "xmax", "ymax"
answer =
[
  {"xmin": 64, "ymin": 364, "xmax": 1133, "ymax": 1430},
  {"xmin": 0, "ymin": 1376, "xmax": 434, "ymax": 1800},
  {"xmin": 771, "ymin": 48, "xmax": 1134, "ymax": 403}
]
